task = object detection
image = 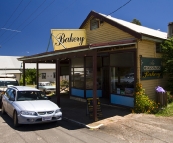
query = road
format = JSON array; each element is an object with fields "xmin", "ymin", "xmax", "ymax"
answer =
[
  {"xmin": 0, "ymin": 109, "xmax": 127, "ymax": 143},
  {"xmin": 1, "ymin": 109, "xmax": 173, "ymax": 143}
]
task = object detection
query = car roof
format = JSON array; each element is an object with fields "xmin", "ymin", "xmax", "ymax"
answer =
[
  {"xmin": 0, "ymin": 78, "xmax": 17, "ymax": 81},
  {"xmin": 10, "ymin": 86, "xmax": 40, "ymax": 91}
]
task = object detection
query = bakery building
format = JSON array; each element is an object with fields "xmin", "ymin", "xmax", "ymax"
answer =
[{"xmin": 18, "ymin": 11, "xmax": 168, "ymax": 119}]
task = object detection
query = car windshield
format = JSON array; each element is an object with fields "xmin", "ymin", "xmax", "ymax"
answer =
[
  {"xmin": 0, "ymin": 80, "xmax": 19, "ymax": 86},
  {"xmin": 16, "ymin": 91, "xmax": 48, "ymax": 101}
]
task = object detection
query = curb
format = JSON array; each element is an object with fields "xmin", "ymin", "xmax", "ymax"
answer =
[{"xmin": 63, "ymin": 117, "xmax": 104, "ymax": 129}]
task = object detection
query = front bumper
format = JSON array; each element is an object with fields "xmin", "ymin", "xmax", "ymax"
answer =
[{"xmin": 17, "ymin": 112, "xmax": 62, "ymax": 124}]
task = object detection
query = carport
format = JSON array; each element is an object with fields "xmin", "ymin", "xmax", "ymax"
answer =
[
  {"xmin": 18, "ymin": 38, "xmax": 136, "ymax": 122},
  {"xmin": 18, "ymin": 45, "xmax": 99, "ymax": 121}
]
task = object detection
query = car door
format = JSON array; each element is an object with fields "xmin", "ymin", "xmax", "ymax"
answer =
[
  {"xmin": 2, "ymin": 88, "xmax": 11, "ymax": 114},
  {"xmin": 6, "ymin": 89, "xmax": 15, "ymax": 118}
]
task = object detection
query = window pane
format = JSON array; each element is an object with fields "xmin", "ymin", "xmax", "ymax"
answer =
[
  {"xmin": 110, "ymin": 67, "xmax": 134, "ymax": 96},
  {"xmin": 97, "ymin": 57, "xmax": 102, "ymax": 67},
  {"xmin": 86, "ymin": 57, "xmax": 93, "ymax": 67},
  {"xmin": 71, "ymin": 58, "xmax": 84, "ymax": 67},
  {"xmin": 42, "ymin": 73, "xmax": 46, "ymax": 79},
  {"xmin": 71, "ymin": 68, "xmax": 84, "ymax": 89},
  {"xmin": 86, "ymin": 68, "xmax": 93, "ymax": 89},
  {"xmin": 110, "ymin": 52, "xmax": 134, "ymax": 67},
  {"xmin": 103, "ymin": 57, "xmax": 109, "ymax": 66},
  {"xmin": 90, "ymin": 18, "xmax": 99, "ymax": 30}
]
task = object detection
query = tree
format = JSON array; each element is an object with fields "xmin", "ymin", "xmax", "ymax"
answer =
[
  {"xmin": 131, "ymin": 18, "xmax": 141, "ymax": 25},
  {"xmin": 19, "ymin": 69, "xmax": 38, "ymax": 85},
  {"xmin": 161, "ymin": 36, "xmax": 173, "ymax": 92}
]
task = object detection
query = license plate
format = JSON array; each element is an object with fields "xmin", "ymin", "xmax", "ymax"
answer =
[{"xmin": 42, "ymin": 116, "xmax": 52, "ymax": 121}]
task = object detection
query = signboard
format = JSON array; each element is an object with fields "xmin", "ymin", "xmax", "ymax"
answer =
[
  {"xmin": 86, "ymin": 98, "xmax": 102, "ymax": 118},
  {"xmin": 140, "ymin": 57, "xmax": 162, "ymax": 80},
  {"xmin": 51, "ymin": 29, "xmax": 86, "ymax": 51}
]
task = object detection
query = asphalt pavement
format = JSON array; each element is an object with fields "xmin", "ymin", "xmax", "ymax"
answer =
[{"xmin": 0, "ymin": 94, "xmax": 173, "ymax": 143}]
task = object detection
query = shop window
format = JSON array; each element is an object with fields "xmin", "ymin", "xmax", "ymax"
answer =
[
  {"xmin": 71, "ymin": 58, "xmax": 84, "ymax": 67},
  {"xmin": 103, "ymin": 57, "xmax": 109, "ymax": 66},
  {"xmin": 85, "ymin": 67, "xmax": 102, "ymax": 90},
  {"xmin": 71, "ymin": 68, "xmax": 84, "ymax": 89},
  {"xmin": 110, "ymin": 52, "xmax": 134, "ymax": 67},
  {"xmin": 90, "ymin": 18, "xmax": 99, "ymax": 30},
  {"xmin": 53, "ymin": 72, "xmax": 56, "ymax": 78},
  {"xmin": 85, "ymin": 57, "xmax": 102, "ymax": 67},
  {"xmin": 110, "ymin": 52, "xmax": 135, "ymax": 96},
  {"xmin": 86, "ymin": 57, "xmax": 93, "ymax": 67},
  {"xmin": 111, "ymin": 67, "xmax": 134, "ymax": 96},
  {"xmin": 42, "ymin": 73, "xmax": 46, "ymax": 79}
]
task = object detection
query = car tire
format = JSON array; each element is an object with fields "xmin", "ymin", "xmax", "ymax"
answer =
[
  {"xmin": 1, "ymin": 104, "xmax": 6, "ymax": 114},
  {"xmin": 13, "ymin": 111, "xmax": 19, "ymax": 127}
]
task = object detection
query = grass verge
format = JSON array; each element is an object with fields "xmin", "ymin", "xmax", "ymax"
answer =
[{"xmin": 155, "ymin": 102, "xmax": 173, "ymax": 117}]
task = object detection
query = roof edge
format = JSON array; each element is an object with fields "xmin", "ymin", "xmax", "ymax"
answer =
[{"xmin": 79, "ymin": 11, "xmax": 142, "ymax": 39}]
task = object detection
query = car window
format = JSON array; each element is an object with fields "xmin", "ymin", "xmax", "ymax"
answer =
[
  {"xmin": 6, "ymin": 88, "xmax": 15, "ymax": 100},
  {"xmin": 5, "ymin": 88, "xmax": 11, "ymax": 98},
  {"xmin": 17, "ymin": 91, "xmax": 48, "ymax": 101},
  {"xmin": 0, "ymin": 80, "xmax": 19, "ymax": 86}
]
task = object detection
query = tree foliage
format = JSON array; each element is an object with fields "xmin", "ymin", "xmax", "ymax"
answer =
[
  {"xmin": 161, "ymin": 36, "xmax": 173, "ymax": 92},
  {"xmin": 131, "ymin": 18, "xmax": 141, "ymax": 25},
  {"xmin": 20, "ymin": 69, "xmax": 37, "ymax": 85}
]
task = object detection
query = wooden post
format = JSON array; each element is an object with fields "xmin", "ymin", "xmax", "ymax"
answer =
[
  {"xmin": 69, "ymin": 59, "xmax": 71, "ymax": 97},
  {"xmin": 36, "ymin": 62, "xmax": 39, "ymax": 89},
  {"xmin": 23, "ymin": 62, "xmax": 25, "ymax": 86},
  {"xmin": 93, "ymin": 50, "xmax": 98, "ymax": 121},
  {"xmin": 56, "ymin": 59, "xmax": 60, "ymax": 106}
]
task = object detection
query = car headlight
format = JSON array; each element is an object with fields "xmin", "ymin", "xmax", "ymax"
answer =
[
  {"xmin": 21, "ymin": 111, "xmax": 37, "ymax": 116},
  {"xmin": 55, "ymin": 109, "xmax": 61, "ymax": 113}
]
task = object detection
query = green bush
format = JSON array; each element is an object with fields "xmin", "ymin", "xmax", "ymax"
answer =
[
  {"xmin": 133, "ymin": 83, "xmax": 159, "ymax": 114},
  {"xmin": 167, "ymin": 91, "xmax": 173, "ymax": 103}
]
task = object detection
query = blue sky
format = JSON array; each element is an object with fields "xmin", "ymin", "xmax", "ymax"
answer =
[{"xmin": 0, "ymin": 0, "xmax": 172, "ymax": 56}]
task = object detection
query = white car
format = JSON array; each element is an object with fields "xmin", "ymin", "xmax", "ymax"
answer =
[
  {"xmin": 37, "ymin": 82, "xmax": 56, "ymax": 94},
  {"xmin": 0, "ymin": 77, "xmax": 19, "ymax": 108},
  {"xmin": 1, "ymin": 86, "xmax": 62, "ymax": 127}
]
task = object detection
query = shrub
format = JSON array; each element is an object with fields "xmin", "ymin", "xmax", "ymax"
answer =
[
  {"xmin": 167, "ymin": 91, "xmax": 173, "ymax": 103},
  {"xmin": 134, "ymin": 83, "xmax": 159, "ymax": 114}
]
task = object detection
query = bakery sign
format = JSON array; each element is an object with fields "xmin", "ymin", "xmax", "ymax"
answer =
[
  {"xmin": 140, "ymin": 57, "xmax": 162, "ymax": 80},
  {"xmin": 51, "ymin": 29, "xmax": 86, "ymax": 51}
]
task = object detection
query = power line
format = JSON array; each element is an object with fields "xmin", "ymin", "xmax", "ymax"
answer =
[
  {"xmin": 20, "ymin": 0, "xmax": 56, "ymax": 31},
  {"xmin": 16, "ymin": 0, "xmax": 46, "ymax": 30},
  {"xmin": 107, "ymin": 0, "xmax": 132, "ymax": 16},
  {"xmin": 0, "ymin": 0, "xmax": 23, "ymax": 32},
  {"xmin": 40, "ymin": 0, "xmax": 76, "ymax": 29},
  {"xmin": 0, "ymin": 0, "xmax": 56, "ymax": 46},
  {"xmin": 0, "ymin": 0, "xmax": 32, "ymax": 39},
  {"xmin": 0, "ymin": 0, "xmax": 76, "ymax": 47}
]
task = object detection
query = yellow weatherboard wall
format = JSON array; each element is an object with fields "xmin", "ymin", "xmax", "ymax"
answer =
[{"xmin": 51, "ymin": 29, "xmax": 86, "ymax": 51}]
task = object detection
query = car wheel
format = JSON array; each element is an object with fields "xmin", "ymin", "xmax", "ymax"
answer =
[
  {"xmin": 1, "ymin": 104, "xmax": 6, "ymax": 114},
  {"xmin": 13, "ymin": 111, "xmax": 19, "ymax": 127}
]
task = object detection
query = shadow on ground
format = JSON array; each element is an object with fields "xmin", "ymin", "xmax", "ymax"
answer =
[
  {"xmin": 0, "ymin": 93, "xmax": 131, "ymax": 131},
  {"xmin": 0, "ymin": 110, "xmax": 84, "ymax": 132},
  {"xmin": 51, "ymin": 93, "xmax": 131, "ymax": 125}
]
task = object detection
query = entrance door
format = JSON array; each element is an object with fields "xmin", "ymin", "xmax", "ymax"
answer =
[{"xmin": 102, "ymin": 68, "xmax": 110, "ymax": 99}]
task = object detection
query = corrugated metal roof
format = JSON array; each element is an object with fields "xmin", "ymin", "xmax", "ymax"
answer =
[
  {"xmin": 0, "ymin": 56, "xmax": 55, "ymax": 69},
  {"xmin": 0, "ymin": 70, "xmax": 21, "ymax": 74},
  {"xmin": 99, "ymin": 13, "xmax": 167, "ymax": 39}
]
